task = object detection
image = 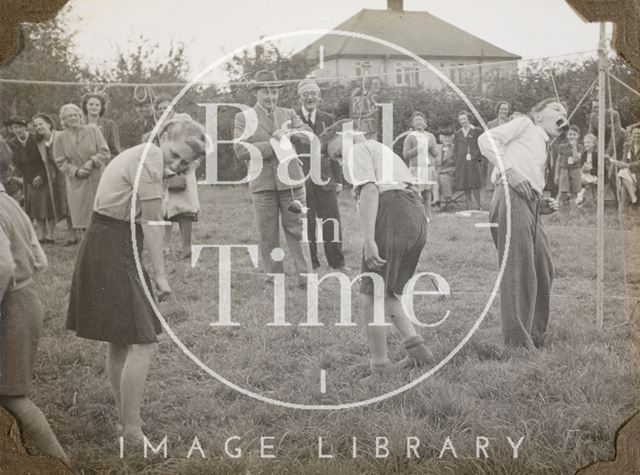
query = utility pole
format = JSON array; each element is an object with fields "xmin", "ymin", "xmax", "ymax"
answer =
[{"xmin": 596, "ymin": 22, "xmax": 606, "ymax": 329}]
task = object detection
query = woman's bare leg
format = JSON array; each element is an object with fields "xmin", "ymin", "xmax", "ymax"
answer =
[
  {"xmin": 178, "ymin": 217, "xmax": 193, "ymax": 259},
  {"xmin": 120, "ymin": 343, "xmax": 158, "ymax": 439},
  {"xmin": 106, "ymin": 342, "xmax": 128, "ymax": 426},
  {"xmin": 163, "ymin": 224, "xmax": 173, "ymax": 255}
]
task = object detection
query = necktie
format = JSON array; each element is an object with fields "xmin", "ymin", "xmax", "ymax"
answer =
[{"xmin": 545, "ymin": 141, "xmax": 553, "ymax": 183}]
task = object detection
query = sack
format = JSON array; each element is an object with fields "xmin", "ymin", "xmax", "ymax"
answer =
[{"xmin": 166, "ymin": 174, "xmax": 187, "ymax": 191}]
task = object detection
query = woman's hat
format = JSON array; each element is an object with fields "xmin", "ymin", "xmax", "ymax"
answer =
[
  {"xmin": 7, "ymin": 116, "xmax": 28, "ymax": 126},
  {"xmin": 248, "ymin": 70, "xmax": 284, "ymax": 91}
]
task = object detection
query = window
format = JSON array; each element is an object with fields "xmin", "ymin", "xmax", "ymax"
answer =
[
  {"xmin": 395, "ymin": 61, "xmax": 420, "ymax": 86},
  {"xmin": 355, "ymin": 61, "xmax": 372, "ymax": 77}
]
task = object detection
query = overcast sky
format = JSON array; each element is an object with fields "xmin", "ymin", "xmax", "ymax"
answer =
[{"xmin": 63, "ymin": 0, "xmax": 605, "ymax": 77}]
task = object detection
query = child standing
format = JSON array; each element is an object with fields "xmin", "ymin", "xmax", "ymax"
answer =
[
  {"xmin": 436, "ymin": 130, "xmax": 456, "ymax": 212},
  {"xmin": 0, "ymin": 158, "xmax": 70, "ymax": 466},
  {"xmin": 556, "ymin": 125, "xmax": 583, "ymax": 204},
  {"xmin": 325, "ymin": 120, "xmax": 432, "ymax": 374},
  {"xmin": 577, "ymin": 133, "xmax": 599, "ymax": 204}
]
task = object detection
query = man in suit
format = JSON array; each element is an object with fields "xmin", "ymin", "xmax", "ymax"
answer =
[
  {"xmin": 295, "ymin": 79, "xmax": 347, "ymax": 271},
  {"xmin": 233, "ymin": 70, "xmax": 313, "ymax": 287}
]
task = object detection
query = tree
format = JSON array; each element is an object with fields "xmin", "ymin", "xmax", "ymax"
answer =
[
  {"xmin": 0, "ymin": 19, "xmax": 84, "ymax": 124},
  {"xmin": 91, "ymin": 36, "xmax": 194, "ymax": 147}
]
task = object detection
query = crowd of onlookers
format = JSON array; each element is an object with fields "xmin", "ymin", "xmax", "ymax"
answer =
[
  {"xmin": 1, "ymin": 91, "xmax": 639, "ymax": 254},
  {"xmin": 400, "ymin": 99, "xmax": 640, "ymax": 216},
  {"xmin": 0, "ymin": 92, "xmax": 199, "ymax": 257}
]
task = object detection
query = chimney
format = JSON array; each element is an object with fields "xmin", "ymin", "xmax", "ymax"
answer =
[{"xmin": 388, "ymin": 0, "xmax": 403, "ymax": 12}]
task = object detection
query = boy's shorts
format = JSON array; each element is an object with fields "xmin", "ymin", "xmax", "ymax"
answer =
[
  {"xmin": 360, "ymin": 189, "xmax": 428, "ymax": 297},
  {"xmin": 0, "ymin": 285, "xmax": 44, "ymax": 396}
]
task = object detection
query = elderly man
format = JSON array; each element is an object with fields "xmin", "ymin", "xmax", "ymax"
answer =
[
  {"xmin": 295, "ymin": 79, "xmax": 347, "ymax": 271},
  {"xmin": 234, "ymin": 70, "xmax": 313, "ymax": 287},
  {"xmin": 478, "ymin": 98, "xmax": 568, "ymax": 350}
]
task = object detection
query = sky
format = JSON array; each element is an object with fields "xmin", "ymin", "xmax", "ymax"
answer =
[{"xmin": 62, "ymin": 0, "xmax": 605, "ymax": 78}]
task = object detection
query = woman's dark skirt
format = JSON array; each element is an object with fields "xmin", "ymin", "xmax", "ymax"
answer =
[
  {"xmin": 360, "ymin": 189, "xmax": 428, "ymax": 297},
  {"xmin": 66, "ymin": 213, "xmax": 162, "ymax": 344},
  {"xmin": 454, "ymin": 153, "xmax": 483, "ymax": 191},
  {"xmin": 24, "ymin": 181, "xmax": 54, "ymax": 221}
]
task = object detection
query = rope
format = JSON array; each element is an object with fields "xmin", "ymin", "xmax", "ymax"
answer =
[
  {"xmin": 548, "ymin": 77, "xmax": 597, "ymax": 148},
  {"xmin": 607, "ymin": 73, "xmax": 635, "ymax": 322},
  {"xmin": 550, "ymin": 69, "xmax": 561, "ymax": 103},
  {"xmin": 0, "ymin": 49, "xmax": 598, "ymax": 88},
  {"xmin": 608, "ymin": 71, "xmax": 640, "ymax": 98}
]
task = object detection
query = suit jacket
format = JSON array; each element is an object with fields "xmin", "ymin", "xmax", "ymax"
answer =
[
  {"xmin": 295, "ymin": 108, "xmax": 341, "ymax": 191},
  {"xmin": 234, "ymin": 104, "xmax": 312, "ymax": 193}
]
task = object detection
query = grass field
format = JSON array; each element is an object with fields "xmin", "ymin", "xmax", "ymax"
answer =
[{"xmin": 29, "ymin": 185, "xmax": 639, "ymax": 474}]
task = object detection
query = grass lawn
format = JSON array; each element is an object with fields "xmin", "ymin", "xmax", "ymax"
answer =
[{"xmin": 30, "ymin": 185, "xmax": 639, "ymax": 474}]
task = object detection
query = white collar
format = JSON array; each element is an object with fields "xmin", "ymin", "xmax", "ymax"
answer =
[{"xmin": 302, "ymin": 106, "xmax": 316, "ymax": 122}]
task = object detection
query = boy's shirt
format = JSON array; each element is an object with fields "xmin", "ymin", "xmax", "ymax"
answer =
[
  {"xmin": 0, "ymin": 185, "xmax": 46, "ymax": 295},
  {"xmin": 346, "ymin": 139, "xmax": 417, "ymax": 197},
  {"xmin": 557, "ymin": 142, "xmax": 583, "ymax": 169}
]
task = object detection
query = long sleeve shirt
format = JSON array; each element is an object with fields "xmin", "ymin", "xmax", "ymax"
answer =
[
  {"xmin": 0, "ymin": 184, "xmax": 47, "ymax": 296},
  {"xmin": 478, "ymin": 116, "xmax": 549, "ymax": 194}
]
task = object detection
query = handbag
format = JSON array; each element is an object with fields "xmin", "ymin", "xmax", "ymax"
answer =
[{"xmin": 166, "ymin": 174, "xmax": 187, "ymax": 192}]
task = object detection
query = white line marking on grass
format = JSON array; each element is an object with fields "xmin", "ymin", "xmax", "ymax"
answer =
[
  {"xmin": 147, "ymin": 221, "xmax": 173, "ymax": 226},
  {"xmin": 320, "ymin": 369, "xmax": 327, "ymax": 393},
  {"xmin": 475, "ymin": 223, "xmax": 499, "ymax": 228}
]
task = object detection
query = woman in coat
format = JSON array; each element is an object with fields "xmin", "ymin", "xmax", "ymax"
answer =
[
  {"xmin": 32, "ymin": 113, "xmax": 76, "ymax": 245},
  {"xmin": 53, "ymin": 104, "xmax": 110, "ymax": 240},
  {"xmin": 6, "ymin": 116, "xmax": 56, "ymax": 242},
  {"xmin": 453, "ymin": 111, "xmax": 483, "ymax": 210}
]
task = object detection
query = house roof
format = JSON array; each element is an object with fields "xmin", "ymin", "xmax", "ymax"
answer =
[{"xmin": 298, "ymin": 9, "xmax": 521, "ymax": 62}]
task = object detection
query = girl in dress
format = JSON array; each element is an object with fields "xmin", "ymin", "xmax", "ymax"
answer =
[{"xmin": 66, "ymin": 115, "xmax": 205, "ymax": 440}]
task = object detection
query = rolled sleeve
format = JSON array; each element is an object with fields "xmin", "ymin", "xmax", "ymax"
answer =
[{"xmin": 138, "ymin": 148, "xmax": 165, "ymax": 201}]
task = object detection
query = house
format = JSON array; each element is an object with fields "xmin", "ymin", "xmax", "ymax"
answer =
[{"xmin": 297, "ymin": 0, "xmax": 521, "ymax": 90}]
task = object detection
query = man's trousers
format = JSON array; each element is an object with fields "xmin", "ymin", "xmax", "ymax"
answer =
[
  {"xmin": 489, "ymin": 183, "xmax": 554, "ymax": 349},
  {"xmin": 305, "ymin": 181, "xmax": 345, "ymax": 269},
  {"xmin": 251, "ymin": 187, "xmax": 311, "ymax": 278}
]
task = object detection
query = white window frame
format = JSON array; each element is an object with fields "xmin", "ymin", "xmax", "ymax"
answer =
[
  {"xmin": 355, "ymin": 61, "xmax": 372, "ymax": 77},
  {"xmin": 394, "ymin": 61, "xmax": 420, "ymax": 87}
]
